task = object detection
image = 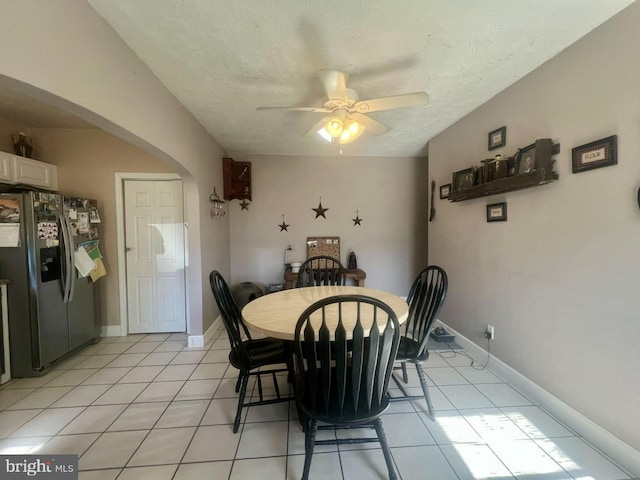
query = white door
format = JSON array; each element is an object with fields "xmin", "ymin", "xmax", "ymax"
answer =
[{"xmin": 124, "ymin": 180, "xmax": 186, "ymax": 333}]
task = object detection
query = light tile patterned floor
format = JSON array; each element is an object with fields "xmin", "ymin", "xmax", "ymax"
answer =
[{"xmin": 0, "ymin": 327, "xmax": 633, "ymax": 479}]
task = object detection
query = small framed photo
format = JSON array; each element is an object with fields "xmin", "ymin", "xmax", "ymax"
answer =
[
  {"xmin": 488, "ymin": 126, "xmax": 506, "ymax": 150},
  {"xmin": 453, "ymin": 168, "xmax": 475, "ymax": 191},
  {"xmin": 571, "ymin": 135, "xmax": 617, "ymax": 174},
  {"xmin": 439, "ymin": 184, "xmax": 451, "ymax": 199},
  {"xmin": 486, "ymin": 202, "xmax": 507, "ymax": 222},
  {"xmin": 516, "ymin": 143, "xmax": 536, "ymax": 175}
]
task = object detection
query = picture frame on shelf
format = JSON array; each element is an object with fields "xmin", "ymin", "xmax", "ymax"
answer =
[
  {"xmin": 486, "ymin": 202, "xmax": 507, "ymax": 222},
  {"xmin": 488, "ymin": 126, "xmax": 506, "ymax": 150},
  {"xmin": 439, "ymin": 184, "xmax": 451, "ymax": 199},
  {"xmin": 516, "ymin": 143, "xmax": 536, "ymax": 175},
  {"xmin": 571, "ymin": 135, "xmax": 617, "ymax": 174},
  {"xmin": 453, "ymin": 168, "xmax": 475, "ymax": 191}
]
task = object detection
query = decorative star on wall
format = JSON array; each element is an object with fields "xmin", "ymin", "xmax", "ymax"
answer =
[
  {"xmin": 313, "ymin": 197, "xmax": 329, "ymax": 219},
  {"xmin": 352, "ymin": 210, "xmax": 363, "ymax": 226},
  {"xmin": 239, "ymin": 199, "xmax": 250, "ymax": 210},
  {"xmin": 279, "ymin": 215, "xmax": 289, "ymax": 232}
]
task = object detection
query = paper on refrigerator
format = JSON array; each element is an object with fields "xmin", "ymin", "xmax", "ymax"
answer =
[
  {"xmin": 79, "ymin": 240, "xmax": 107, "ymax": 281},
  {"xmin": 90, "ymin": 258, "xmax": 107, "ymax": 282},
  {"xmin": 74, "ymin": 245, "xmax": 96, "ymax": 277},
  {"xmin": 0, "ymin": 224, "xmax": 20, "ymax": 247}
]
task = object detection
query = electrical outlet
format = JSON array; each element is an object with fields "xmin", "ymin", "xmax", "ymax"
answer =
[{"xmin": 485, "ymin": 324, "xmax": 495, "ymax": 340}]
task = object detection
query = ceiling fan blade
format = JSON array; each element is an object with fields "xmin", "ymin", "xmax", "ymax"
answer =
[
  {"xmin": 352, "ymin": 92, "xmax": 429, "ymax": 113},
  {"xmin": 318, "ymin": 70, "xmax": 348, "ymax": 100},
  {"xmin": 350, "ymin": 113, "xmax": 389, "ymax": 135},
  {"xmin": 256, "ymin": 106, "xmax": 331, "ymax": 113},
  {"xmin": 304, "ymin": 116, "xmax": 331, "ymax": 136}
]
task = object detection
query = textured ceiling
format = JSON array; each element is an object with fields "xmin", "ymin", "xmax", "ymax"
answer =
[{"xmin": 6, "ymin": 1, "xmax": 637, "ymax": 157}]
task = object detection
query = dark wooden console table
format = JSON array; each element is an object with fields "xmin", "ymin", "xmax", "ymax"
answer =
[{"xmin": 283, "ymin": 268, "xmax": 366, "ymax": 289}]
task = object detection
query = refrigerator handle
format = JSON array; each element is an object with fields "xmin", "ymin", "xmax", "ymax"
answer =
[
  {"xmin": 60, "ymin": 215, "xmax": 72, "ymax": 303},
  {"xmin": 65, "ymin": 215, "xmax": 77, "ymax": 303}
]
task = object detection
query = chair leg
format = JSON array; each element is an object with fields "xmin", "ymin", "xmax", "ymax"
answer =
[
  {"xmin": 415, "ymin": 362, "xmax": 435, "ymax": 419},
  {"xmin": 373, "ymin": 418, "xmax": 397, "ymax": 480},
  {"xmin": 401, "ymin": 362, "xmax": 408, "ymax": 383},
  {"xmin": 234, "ymin": 372, "xmax": 249, "ymax": 433},
  {"xmin": 235, "ymin": 371, "xmax": 243, "ymax": 393},
  {"xmin": 302, "ymin": 419, "xmax": 317, "ymax": 480},
  {"xmin": 285, "ymin": 348, "xmax": 294, "ymax": 384}
]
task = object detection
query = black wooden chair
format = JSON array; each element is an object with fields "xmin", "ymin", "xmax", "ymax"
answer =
[
  {"xmin": 390, "ymin": 265, "xmax": 448, "ymax": 419},
  {"xmin": 209, "ymin": 271, "xmax": 292, "ymax": 433},
  {"xmin": 296, "ymin": 255, "xmax": 346, "ymax": 287},
  {"xmin": 294, "ymin": 294, "xmax": 400, "ymax": 480}
]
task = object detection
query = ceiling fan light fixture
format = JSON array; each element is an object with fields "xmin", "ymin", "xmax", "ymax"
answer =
[
  {"xmin": 325, "ymin": 117, "xmax": 344, "ymax": 137},
  {"xmin": 339, "ymin": 119, "xmax": 365, "ymax": 144}
]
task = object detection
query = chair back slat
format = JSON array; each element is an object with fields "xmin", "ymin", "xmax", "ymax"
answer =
[
  {"xmin": 334, "ymin": 308, "xmax": 348, "ymax": 413},
  {"xmin": 403, "ymin": 266, "xmax": 448, "ymax": 356},
  {"xmin": 294, "ymin": 295, "xmax": 400, "ymax": 419},
  {"xmin": 350, "ymin": 315, "xmax": 365, "ymax": 412},
  {"xmin": 364, "ymin": 313, "xmax": 380, "ymax": 410},
  {"xmin": 302, "ymin": 321, "xmax": 318, "ymax": 411},
  {"xmin": 318, "ymin": 315, "xmax": 332, "ymax": 411},
  {"xmin": 297, "ymin": 255, "xmax": 346, "ymax": 287},
  {"xmin": 209, "ymin": 271, "xmax": 253, "ymax": 364},
  {"xmin": 376, "ymin": 322, "xmax": 397, "ymax": 404}
]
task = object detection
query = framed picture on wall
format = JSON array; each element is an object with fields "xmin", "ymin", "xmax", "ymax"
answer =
[
  {"xmin": 439, "ymin": 184, "xmax": 451, "ymax": 199},
  {"xmin": 453, "ymin": 168, "xmax": 474, "ymax": 191},
  {"xmin": 516, "ymin": 143, "xmax": 536, "ymax": 175},
  {"xmin": 571, "ymin": 135, "xmax": 617, "ymax": 173},
  {"xmin": 486, "ymin": 202, "xmax": 507, "ymax": 222},
  {"xmin": 488, "ymin": 126, "xmax": 506, "ymax": 150}
]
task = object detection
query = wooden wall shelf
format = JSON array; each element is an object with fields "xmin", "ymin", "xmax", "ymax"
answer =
[
  {"xmin": 223, "ymin": 157, "xmax": 252, "ymax": 201},
  {"xmin": 447, "ymin": 138, "xmax": 559, "ymax": 203},
  {"xmin": 448, "ymin": 169, "xmax": 558, "ymax": 202}
]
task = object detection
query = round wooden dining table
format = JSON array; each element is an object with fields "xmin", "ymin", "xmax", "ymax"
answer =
[{"xmin": 241, "ymin": 285, "xmax": 408, "ymax": 341}]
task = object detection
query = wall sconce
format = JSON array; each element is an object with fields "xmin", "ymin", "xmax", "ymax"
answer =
[{"xmin": 210, "ymin": 187, "xmax": 226, "ymax": 218}]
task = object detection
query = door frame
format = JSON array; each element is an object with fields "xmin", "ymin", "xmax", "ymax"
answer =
[{"xmin": 114, "ymin": 172, "xmax": 185, "ymax": 337}]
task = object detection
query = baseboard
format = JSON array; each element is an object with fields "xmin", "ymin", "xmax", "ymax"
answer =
[
  {"xmin": 187, "ymin": 317, "xmax": 221, "ymax": 348},
  {"xmin": 101, "ymin": 325, "xmax": 123, "ymax": 337},
  {"xmin": 434, "ymin": 320, "xmax": 640, "ymax": 476}
]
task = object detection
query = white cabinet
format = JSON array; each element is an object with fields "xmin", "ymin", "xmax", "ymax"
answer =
[
  {"xmin": 0, "ymin": 151, "xmax": 58, "ymax": 191},
  {"xmin": 0, "ymin": 154, "xmax": 12, "ymax": 183}
]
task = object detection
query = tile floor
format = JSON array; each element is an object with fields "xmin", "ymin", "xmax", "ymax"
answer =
[{"xmin": 0, "ymin": 325, "xmax": 634, "ymax": 480}]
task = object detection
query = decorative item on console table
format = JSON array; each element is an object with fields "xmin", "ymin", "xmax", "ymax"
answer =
[
  {"xmin": 448, "ymin": 138, "xmax": 559, "ymax": 202},
  {"xmin": 283, "ymin": 268, "xmax": 366, "ymax": 289}
]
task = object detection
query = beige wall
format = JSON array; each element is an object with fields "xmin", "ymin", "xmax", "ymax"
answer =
[
  {"xmin": 429, "ymin": 4, "xmax": 640, "ymax": 453},
  {"xmin": 32, "ymin": 128, "xmax": 172, "ymax": 328},
  {"xmin": 0, "ymin": 118, "xmax": 18, "ymax": 152},
  {"xmin": 0, "ymin": 0, "xmax": 230, "ymax": 336},
  {"xmin": 229, "ymin": 154, "xmax": 429, "ymax": 295}
]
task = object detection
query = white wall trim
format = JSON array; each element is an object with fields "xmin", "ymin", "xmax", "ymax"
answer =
[
  {"xmin": 101, "ymin": 325, "xmax": 123, "ymax": 337},
  {"xmin": 114, "ymin": 172, "xmax": 182, "ymax": 337},
  {"xmin": 188, "ymin": 317, "xmax": 221, "ymax": 349},
  {"xmin": 435, "ymin": 320, "xmax": 640, "ymax": 476}
]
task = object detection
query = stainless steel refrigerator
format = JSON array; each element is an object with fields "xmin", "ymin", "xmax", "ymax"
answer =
[{"xmin": 0, "ymin": 192, "xmax": 101, "ymax": 377}]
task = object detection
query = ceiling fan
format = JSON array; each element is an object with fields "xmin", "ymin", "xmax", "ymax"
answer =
[{"xmin": 257, "ymin": 70, "xmax": 429, "ymax": 144}]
